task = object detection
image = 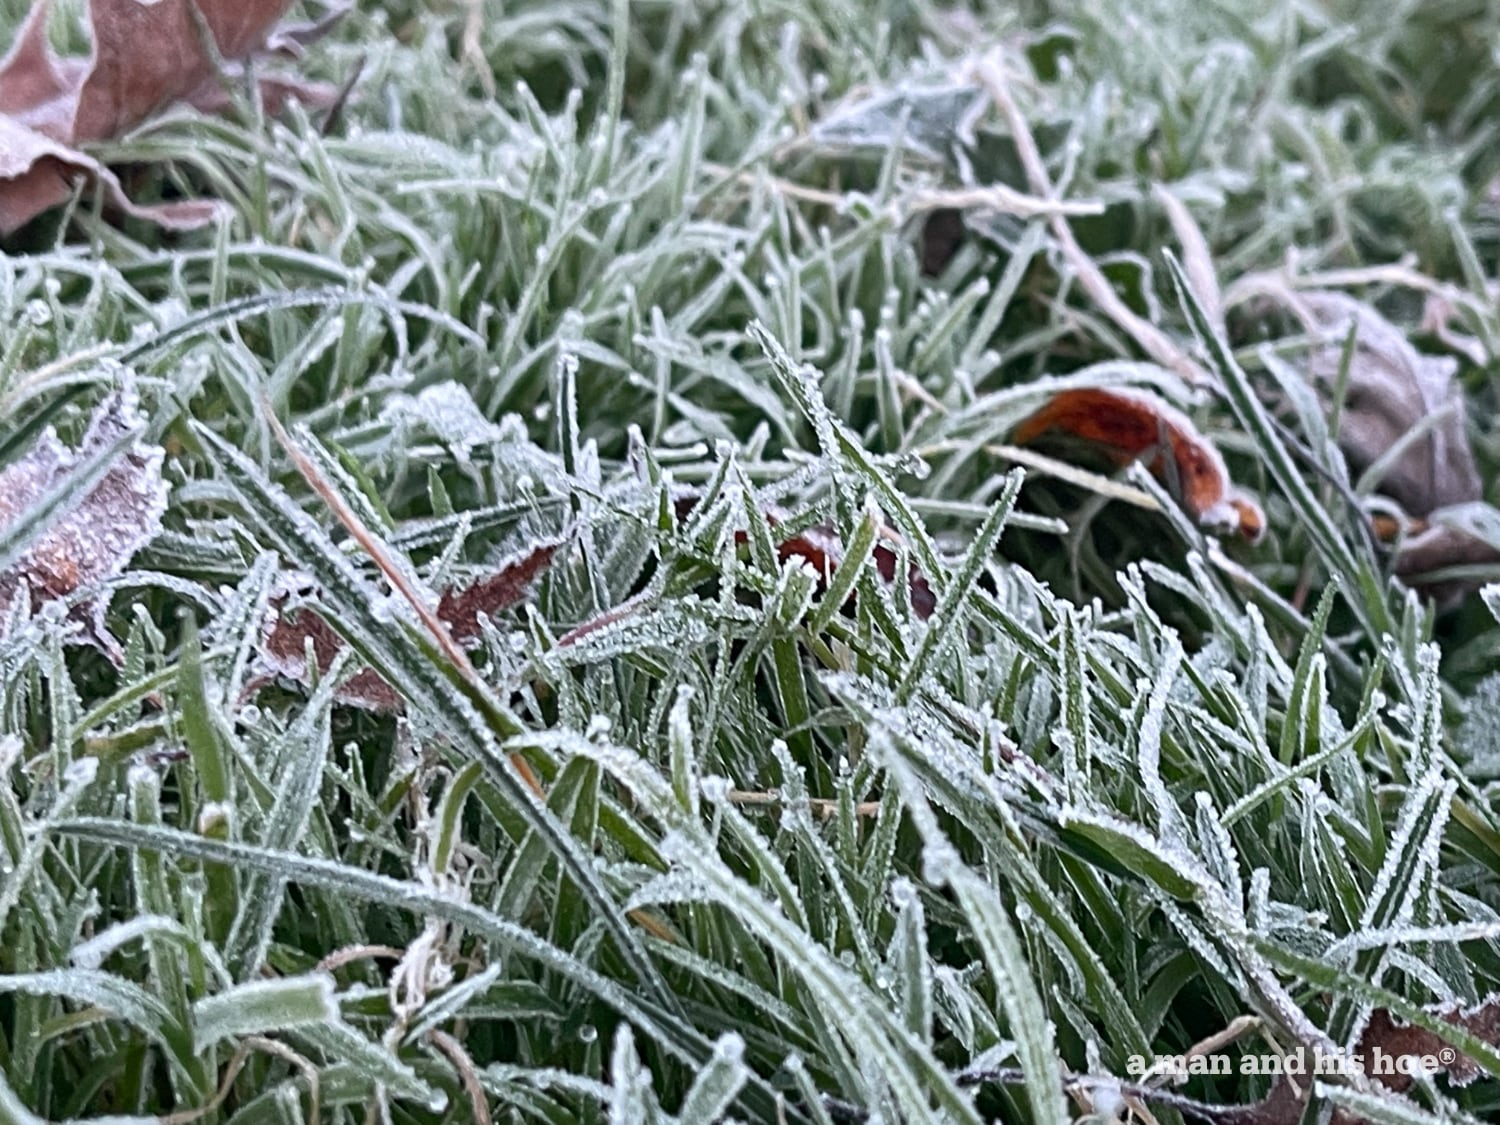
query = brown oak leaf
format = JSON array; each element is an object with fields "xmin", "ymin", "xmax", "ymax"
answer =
[{"xmin": 0, "ymin": 0, "xmax": 343, "ymax": 234}]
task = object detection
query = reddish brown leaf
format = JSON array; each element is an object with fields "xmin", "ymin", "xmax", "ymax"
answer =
[
  {"xmin": 0, "ymin": 0, "xmax": 343, "ymax": 234},
  {"xmin": 258, "ymin": 584, "xmax": 405, "ymax": 713},
  {"xmin": 0, "ymin": 0, "xmax": 83, "ymax": 133},
  {"xmin": 436, "ymin": 538, "xmax": 566, "ymax": 643},
  {"xmin": 1139, "ymin": 998, "xmax": 1500, "ymax": 1125},
  {"xmin": 0, "ymin": 113, "xmax": 225, "ymax": 231},
  {"xmin": 73, "ymin": 0, "xmax": 303, "ymax": 143},
  {"xmin": 1013, "ymin": 386, "xmax": 1265, "ymax": 542},
  {"xmin": 673, "ymin": 493, "xmax": 938, "ymax": 621},
  {"xmin": 0, "ymin": 386, "xmax": 170, "ymax": 658},
  {"xmin": 255, "ymin": 539, "xmax": 563, "ymax": 712}
]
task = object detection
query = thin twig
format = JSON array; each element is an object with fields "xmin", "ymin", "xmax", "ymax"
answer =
[
  {"xmin": 971, "ymin": 51, "xmax": 1210, "ymax": 387},
  {"xmin": 727, "ymin": 789, "xmax": 882, "ymax": 819},
  {"xmin": 427, "ymin": 1029, "xmax": 493, "ymax": 1125}
]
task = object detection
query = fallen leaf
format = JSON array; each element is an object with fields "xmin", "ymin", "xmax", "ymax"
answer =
[
  {"xmin": 668, "ymin": 491, "xmax": 939, "ymax": 622},
  {"xmin": 1242, "ymin": 287, "xmax": 1499, "ymax": 599},
  {"xmin": 436, "ymin": 539, "xmax": 565, "ymax": 643},
  {"xmin": 775, "ymin": 521, "xmax": 938, "ymax": 620},
  {"xmin": 257, "ymin": 574, "xmax": 405, "ymax": 713},
  {"xmin": 0, "ymin": 0, "xmax": 343, "ymax": 234},
  {"xmin": 1012, "ymin": 386, "xmax": 1264, "ymax": 541},
  {"xmin": 0, "ymin": 385, "xmax": 170, "ymax": 658},
  {"xmin": 256, "ymin": 537, "xmax": 565, "ymax": 712},
  {"xmin": 1288, "ymin": 291, "xmax": 1481, "ymax": 515},
  {"xmin": 1135, "ymin": 998, "xmax": 1500, "ymax": 1125}
]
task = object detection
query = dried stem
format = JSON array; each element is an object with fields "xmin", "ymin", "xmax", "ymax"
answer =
[{"xmin": 971, "ymin": 51, "xmax": 1210, "ymax": 386}]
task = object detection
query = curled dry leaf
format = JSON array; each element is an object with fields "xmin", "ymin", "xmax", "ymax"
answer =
[
  {"xmin": 1012, "ymin": 386, "xmax": 1264, "ymax": 541},
  {"xmin": 1288, "ymin": 291, "xmax": 1481, "ymax": 515},
  {"xmin": 0, "ymin": 0, "xmax": 343, "ymax": 234},
  {"xmin": 1253, "ymin": 287, "xmax": 1499, "ymax": 597},
  {"xmin": 256, "ymin": 537, "xmax": 565, "ymax": 712},
  {"xmin": 0, "ymin": 386, "xmax": 170, "ymax": 657}
]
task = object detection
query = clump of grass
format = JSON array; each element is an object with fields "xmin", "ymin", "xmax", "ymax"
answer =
[{"xmin": 4, "ymin": 0, "xmax": 1500, "ymax": 1122}]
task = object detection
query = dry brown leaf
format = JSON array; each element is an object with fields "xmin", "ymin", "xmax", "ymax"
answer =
[
  {"xmin": 0, "ymin": 386, "xmax": 170, "ymax": 658},
  {"xmin": 1288, "ymin": 291, "xmax": 1481, "ymax": 515},
  {"xmin": 1012, "ymin": 386, "xmax": 1265, "ymax": 541},
  {"xmin": 1252, "ymin": 288, "xmax": 1499, "ymax": 597},
  {"xmin": 1144, "ymin": 998, "xmax": 1500, "ymax": 1125},
  {"xmin": 0, "ymin": 0, "xmax": 342, "ymax": 234},
  {"xmin": 435, "ymin": 539, "xmax": 566, "ymax": 644},
  {"xmin": 256, "ymin": 538, "xmax": 566, "ymax": 712},
  {"xmin": 670, "ymin": 491, "xmax": 939, "ymax": 621}
]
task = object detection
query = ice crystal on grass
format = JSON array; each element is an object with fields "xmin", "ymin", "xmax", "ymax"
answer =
[{"xmin": 0, "ymin": 386, "xmax": 168, "ymax": 659}]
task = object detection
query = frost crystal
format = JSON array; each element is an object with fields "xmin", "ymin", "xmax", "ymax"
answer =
[
  {"xmin": 0, "ymin": 385, "xmax": 170, "ymax": 658},
  {"xmin": 380, "ymin": 381, "xmax": 507, "ymax": 455}
]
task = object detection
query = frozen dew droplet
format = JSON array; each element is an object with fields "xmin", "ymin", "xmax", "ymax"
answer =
[
  {"xmin": 197, "ymin": 801, "xmax": 232, "ymax": 835},
  {"xmin": 586, "ymin": 714, "xmax": 612, "ymax": 739},
  {"xmin": 699, "ymin": 775, "xmax": 731, "ymax": 803},
  {"xmin": 577, "ymin": 1024, "xmax": 598, "ymax": 1044}
]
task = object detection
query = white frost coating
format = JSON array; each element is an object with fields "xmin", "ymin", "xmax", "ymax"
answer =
[
  {"xmin": 1136, "ymin": 640, "xmax": 1185, "ymax": 842},
  {"xmin": 0, "ymin": 384, "xmax": 171, "ymax": 651},
  {"xmin": 62, "ymin": 757, "xmax": 100, "ymax": 787},
  {"xmin": 197, "ymin": 801, "xmax": 233, "ymax": 835},
  {"xmin": 0, "ymin": 736, "xmax": 20, "ymax": 774},
  {"xmin": 698, "ymin": 775, "xmax": 731, "ymax": 803},
  {"xmin": 921, "ymin": 841, "xmax": 960, "ymax": 886},
  {"xmin": 888, "ymin": 877, "xmax": 918, "ymax": 910},
  {"xmin": 714, "ymin": 1031, "xmax": 746, "ymax": 1062},
  {"xmin": 624, "ymin": 871, "xmax": 716, "ymax": 912},
  {"xmin": 1360, "ymin": 763, "xmax": 1457, "ymax": 933},
  {"xmin": 1084, "ymin": 1078, "xmax": 1125, "ymax": 1122},
  {"xmin": 71, "ymin": 915, "xmax": 185, "ymax": 971},
  {"xmin": 379, "ymin": 382, "xmax": 507, "ymax": 451}
]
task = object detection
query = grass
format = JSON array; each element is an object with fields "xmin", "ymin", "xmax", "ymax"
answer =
[{"xmin": 5, "ymin": 0, "xmax": 1500, "ymax": 1121}]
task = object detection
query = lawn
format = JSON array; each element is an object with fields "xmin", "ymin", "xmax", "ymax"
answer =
[{"xmin": 3, "ymin": 1, "xmax": 1500, "ymax": 1122}]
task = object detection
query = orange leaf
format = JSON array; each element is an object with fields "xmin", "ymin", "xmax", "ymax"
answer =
[{"xmin": 1014, "ymin": 386, "xmax": 1263, "ymax": 542}]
